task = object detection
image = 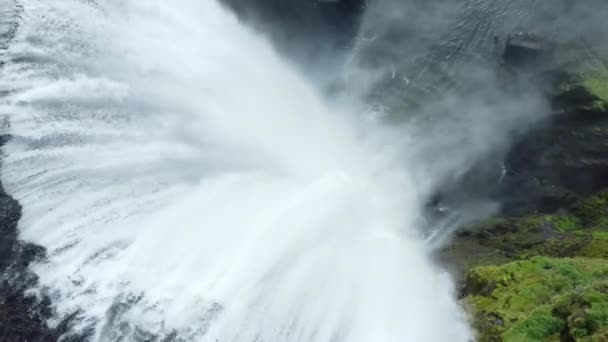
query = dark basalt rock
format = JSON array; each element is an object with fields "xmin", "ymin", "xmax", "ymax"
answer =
[
  {"xmin": 0, "ymin": 136, "xmax": 83, "ymax": 342},
  {"xmin": 0, "ymin": 192, "xmax": 57, "ymax": 342},
  {"xmin": 446, "ymin": 34, "xmax": 608, "ymax": 216},
  {"xmin": 499, "ymin": 41, "xmax": 608, "ymax": 214}
]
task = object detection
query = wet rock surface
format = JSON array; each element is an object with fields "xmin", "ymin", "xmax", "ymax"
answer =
[
  {"xmin": 0, "ymin": 136, "xmax": 75, "ymax": 342},
  {"xmin": 500, "ymin": 41, "xmax": 608, "ymax": 214},
  {"xmin": 1, "ymin": 4, "xmax": 73, "ymax": 339},
  {"xmin": 432, "ymin": 32, "xmax": 608, "ymax": 217}
]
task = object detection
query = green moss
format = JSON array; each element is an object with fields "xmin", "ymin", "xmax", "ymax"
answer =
[
  {"xmin": 546, "ymin": 215, "xmax": 582, "ymax": 232},
  {"xmin": 581, "ymin": 67, "xmax": 608, "ymax": 104},
  {"xmin": 448, "ymin": 215, "xmax": 592, "ymax": 267},
  {"xmin": 572, "ymin": 191, "xmax": 608, "ymax": 228},
  {"xmin": 552, "ymin": 280, "xmax": 608, "ymax": 341},
  {"xmin": 475, "ymin": 218, "xmax": 547, "ymax": 260},
  {"xmin": 447, "ymin": 189, "xmax": 608, "ymax": 266},
  {"xmin": 581, "ymin": 232, "xmax": 608, "ymax": 258},
  {"xmin": 503, "ymin": 308, "xmax": 563, "ymax": 342},
  {"xmin": 593, "ymin": 231, "xmax": 608, "ymax": 240},
  {"xmin": 463, "ymin": 257, "xmax": 608, "ymax": 341},
  {"xmin": 552, "ymin": 49, "xmax": 608, "ymax": 114},
  {"xmin": 451, "ymin": 188, "xmax": 608, "ymax": 340}
]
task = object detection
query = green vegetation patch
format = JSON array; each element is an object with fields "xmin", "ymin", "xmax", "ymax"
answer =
[
  {"xmin": 545, "ymin": 214, "xmax": 582, "ymax": 232},
  {"xmin": 572, "ymin": 191, "xmax": 608, "ymax": 228},
  {"xmin": 463, "ymin": 257, "xmax": 608, "ymax": 341},
  {"xmin": 452, "ymin": 45, "xmax": 608, "ymax": 341},
  {"xmin": 447, "ymin": 190, "xmax": 608, "ymax": 268},
  {"xmin": 552, "ymin": 52, "xmax": 608, "ymax": 114},
  {"xmin": 447, "ymin": 215, "xmax": 591, "ymax": 267}
]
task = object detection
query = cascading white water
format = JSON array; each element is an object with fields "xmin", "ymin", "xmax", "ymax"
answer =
[{"xmin": 0, "ymin": 0, "xmax": 472, "ymax": 341}]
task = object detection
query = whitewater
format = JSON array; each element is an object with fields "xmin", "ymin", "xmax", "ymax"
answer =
[{"xmin": 0, "ymin": 0, "xmax": 472, "ymax": 341}]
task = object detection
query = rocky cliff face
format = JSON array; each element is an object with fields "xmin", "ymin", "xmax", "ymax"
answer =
[{"xmin": 446, "ymin": 37, "xmax": 608, "ymax": 342}]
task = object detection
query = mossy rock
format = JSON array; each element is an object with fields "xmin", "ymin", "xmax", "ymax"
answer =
[
  {"xmin": 581, "ymin": 232, "xmax": 608, "ymax": 259},
  {"xmin": 445, "ymin": 215, "xmax": 598, "ymax": 269},
  {"xmin": 463, "ymin": 257, "xmax": 608, "ymax": 341},
  {"xmin": 571, "ymin": 191, "xmax": 608, "ymax": 228},
  {"xmin": 550, "ymin": 45, "xmax": 608, "ymax": 115},
  {"xmin": 451, "ymin": 44, "xmax": 608, "ymax": 341},
  {"xmin": 446, "ymin": 190, "xmax": 608, "ymax": 271},
  {"xmin": 451, "ymin": 190, "xmax": 608, "ymax": 341}
]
